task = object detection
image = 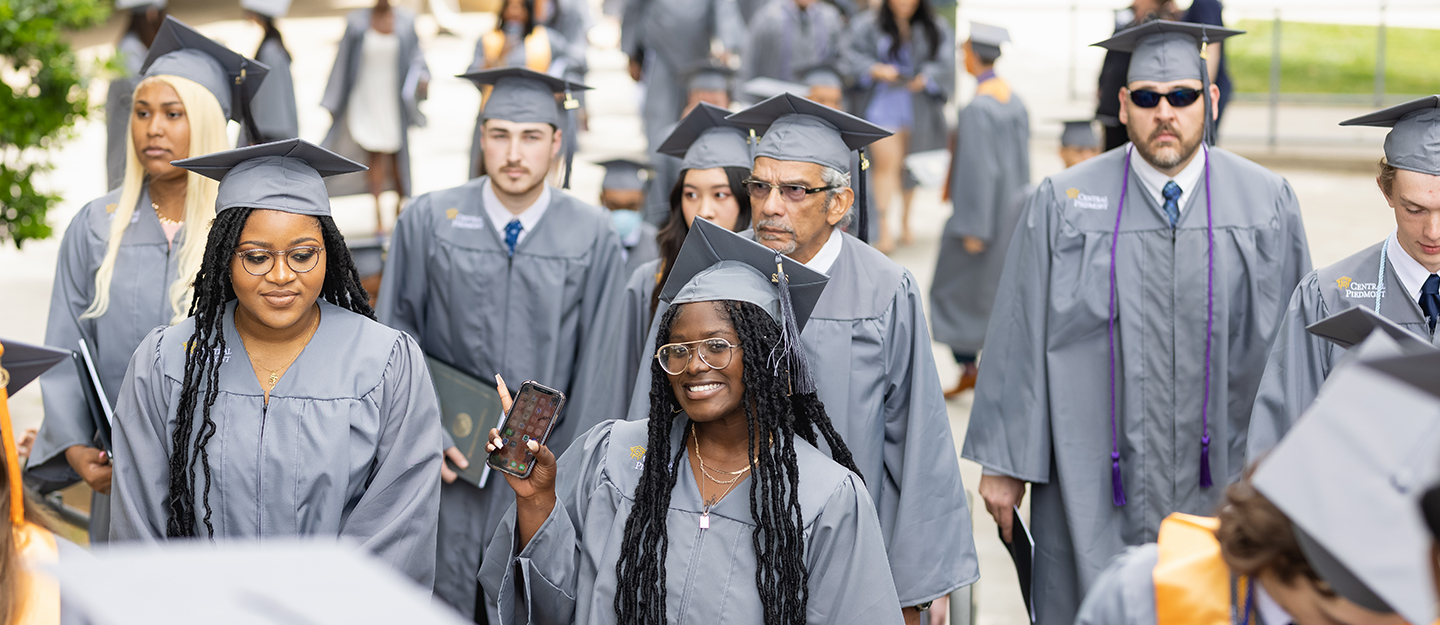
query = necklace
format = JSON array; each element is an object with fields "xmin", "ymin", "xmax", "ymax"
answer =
[
  {"xmin": 244, "ymin": 308, "xmax": 321, "ymax": 391},
  {"xmin": 692, "ymin": 433, "xmax": 751, "ymax": 484},
  {"xmin": 692, "ymin": 433, "xmax": 749, "ymax": 530},
  {"xmin": 152, "ymin": 202, "xmax": 182, "ymax": 226}
]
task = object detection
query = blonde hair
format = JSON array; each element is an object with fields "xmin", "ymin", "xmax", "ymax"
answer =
[{"xmin": 81, "ymin": 75, "xmax": 228, "ymax": 325}]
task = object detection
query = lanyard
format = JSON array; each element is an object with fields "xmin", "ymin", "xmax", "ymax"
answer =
[{"xmin": 1375, "ymin": 236, "xmax": 1390, "ymax": 314}]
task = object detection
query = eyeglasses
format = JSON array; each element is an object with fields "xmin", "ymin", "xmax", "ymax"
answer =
[
  {"xmin": 234, "ymin": 246, "xmax": 325, "ymax": 276},
  {"xmin": 743, "ymin": 178, "xmax": 841, "ymax": 203},
  {"xmin": 1128, "ymin": 88, "xmax": 1202, "ymax": 109},
  {"xmin": 655, "ymin": 338, "xmax": 740, "ymax": 375}
]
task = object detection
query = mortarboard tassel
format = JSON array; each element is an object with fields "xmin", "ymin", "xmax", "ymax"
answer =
[
  {"xmin": 1107, "ymin": 148, "xmax": 1132, "ymax": 507},
  {"xmin": 1198, "ymin": 145, "xmax": 1216, "ymax": 489},
  {"xmin": 856, "ymin": 148, "xmax": 870, "ymax": 244},
  {"xmin": 1111, "ymin": 452, "xmax": 1126, "ymax": 507},
  {"xmin": 561, "ymin": 88, "xmax": 579, "ymax": 189},
  {"xmin": 237, "ymin": 64, "xmax": 264, "ymax": 145},
  {"xmin": 771, "ymin": 253, "xmax": 817, "ymax": 395}
]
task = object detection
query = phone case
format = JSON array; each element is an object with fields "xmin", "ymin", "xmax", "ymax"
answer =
[{"xmin": 486, "ymin": 381, "xmax": 566, "ymax": 478}]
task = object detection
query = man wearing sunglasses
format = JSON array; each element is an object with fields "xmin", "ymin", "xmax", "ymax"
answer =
[{"xmin": 962, "ymin": 21, "xmax": 1312, "ymax": 625}]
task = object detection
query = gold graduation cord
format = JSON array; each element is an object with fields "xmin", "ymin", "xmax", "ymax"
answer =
[
  {"xmin": 1153, "ymin": 513, "xmax": 1246, "ymax": 625},
  {"xmin": 1, "ymin": 342, "xmax": 22, "ymax": 526},
  {"xmin": 1, "ymin": 344, "xmax": 63, "ymax": 625}
]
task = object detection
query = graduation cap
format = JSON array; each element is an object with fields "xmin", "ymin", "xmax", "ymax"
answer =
[
  {"xmin": 1058, "ymin": 119, "xmax": 1099, "ymax": 149},
  {"xmin": 685, "ymin": 59, "xmax": 736, "ymax": 94},
  {"xmin": 1305, "ymin": 305, "xmax": 1434, "ymax": 351},
  {"xmin": 458, "ymin": 67, "xmax": 591, "ymax": 188},
  {"xmin": 726, "ymin": 93, "xmax": 892, "ymax": 244},
  {"xmin": 142, "ymin": 16, "xmax": 270, "ymax": 130},
  {"xmin": 116, "ymin": 0, "xmax": 165, "ymax": 9},
  {"xmin": 1, "ymin": 339, "xmax": 71, "ymax": 526},
  {"xmin": 596, "ymin": 158, "xmax": 650, "ymax": 191},
  {"xmin": 1252, "ymin": 344, "xmax": 1440, "ymax": 625},
  {"xmin": 51, "ymin": 540, "xmax": 473, "ymax": 625},
  {"xmin": 740, "ymin": 77, "xmax": 808, "ymax": 104},
  {"xmin": 660, "ymin": 218, "xmax": 828, "ymax": 393},
  {"xmin": 1339, "ymin": 95, "xmax": 1440, "ymax": 177},
  {"xmin": 173, "ymin": 138, "xmax": 366, "ymax": 217},
  {"xmin": 241, "ymin": 0, "xmax": 292, "ymax": 18},
  {"xmin": 656, "ymin": 102, "xmax": 753, "ymax": 172},
  {"xmin": 967, "ymin": 22, "xmax": 1010, "ymax": 62},
  {"xmin": 1093, "ymin": 20, "xmax": 1244, "ymax": 145}
]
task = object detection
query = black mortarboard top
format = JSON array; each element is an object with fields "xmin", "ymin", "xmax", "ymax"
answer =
[
  {"xmin": 241, "ymin": 0, "xmax": 292, "ymax": 18},
  {"xmin": 173, "ymin": 138, "xmax": 365, "ymax": 217},
  {"xmin": 51, "ymin": 540, "xmax": 472, "ymax": 625},
  {"xmin": 685, "ymin": 59, "xmax": 736, "ymax": 93},
  {"xmin": 1059, "ymin": 119, "xmax": 1099, "ymax": 149},
  {"xmin": 1305, "ymin": 305, "xmax": 1434, "ymax": 351},
  {"xmin": 458, "ymin": 67, "xmax": 590, "ymax": 188},
  {"xmin": 656, "ymin": 102, "xmax": 753, "ymax": 171},
  {"xmin": 1, "ymin": 338, "xmax": 69, "ymax": 397},
  {"xmin": 141, "ymin": 16, "xmax": 269, "ymax": 124},
  {"xmin": 967, "ymin": 22, "xmax": 1010, "ymax": 61},
  {"xmin": 1093, "ymin": 20, "xmax": 1243, "ymax": 145},
  {"xmin": 1252, "ymin": 341, "xmax": 1440, "ymax": 625},
  {"xmin": 660, "ymin": 218, "xmax": 828, "ymax": 393},
  {"xmin": 1339, "ymin": 95, "xmax": 1440, "ymax": 176},
  {"xmin": 726, "ymin": 94, "xmax": 891, "ymax": 243},
  {"xmin": 596, "ymin": 158, "xmax": 650, "ymax": 191}
]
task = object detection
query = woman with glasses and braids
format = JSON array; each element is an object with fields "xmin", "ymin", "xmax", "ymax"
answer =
[
  {"xmin": 480, "ymin": 218, "xmax": 903, "ymax": 624},
  {"xmin": 27, "ymin": 17, "xmax": 264, "ymax": 544},
  {"xmin": 108, "ymin": 140, "xmax": 443, "ymax": 587}
]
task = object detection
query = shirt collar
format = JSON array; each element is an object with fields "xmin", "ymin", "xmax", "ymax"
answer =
[
  {"xmin": 1128, "ymin": 143, "xmax": 1207, "ymax": 214},
  {"xmin": 1387, "ymin": 230, "xmax": 1434, "ymax": 305},
  {"xmin": 802, "ymin": 226, "xmax": 843, "ymax": 275},
  {"xmin": 482, "ymin": 178, "xmax": 551, "ymax": 237}
]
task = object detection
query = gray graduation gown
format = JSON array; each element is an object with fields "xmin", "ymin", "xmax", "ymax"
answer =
[
  {"xmin": 478, "ymin": 417, "xmax": 906, "ymax": 625},
  {"xmin": 1246, "ymin": 238, "xmax": 1440, "ymax": 459},
  {"xmin": 930, "ymin": 93, "xmax": 1031, "ymax": 356},
  {"xmin": 615, "ymin": 258, "xmax": 663, "ymax": 402},
  {"xmin": 1073, "ymin": 544, "xmax": 1160, "ymax": 625},
  {"xmin": 739, "ymin": 0, "xmax": 844, "ymax": 85},
  {"xmin": 376, "ymin": 177, "xmax": 628, "ymax": 619},
  {"xmin": 104, "ymin": 33, "xmax": 147, "ymax": 191},
  {"xmin": 621, "ymin": 0, "xmax": 744, "ymax": 150},
  {"xmin": 240, "ymin": 36, "xmax": 300, "ymax": 146},
  {"xmin": 621, "ymin": 221, "xmax": 659, "ymax": 280},
  {"xmin": 320, "ymin": 9, "xmax": 429, "ymax": 197},
  {"xmin": 107, "ymin": 300, "xmax": 443, "ymax": 587},
  {"xmin": 961, "ymin": 146, "xmax": 1311, "ymax": 625},
  {"xmin": 27, "ymin": 187, "xmax": 174, "ymax": 542},
  {"xmin": 612, "ymin": 232, "xmax": 980, "ymax": 607},
  {"xmin": 840, "ymin": 12, "xmax": 954, "ymax": 154}
]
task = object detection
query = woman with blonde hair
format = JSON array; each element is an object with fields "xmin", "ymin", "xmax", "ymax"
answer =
[{"xmin": 26, "ymin": 16, "xmax": 266, "ymax": 543}]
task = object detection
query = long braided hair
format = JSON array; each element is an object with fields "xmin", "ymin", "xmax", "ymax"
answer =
[
  {"xmin": 165, "ymin": 206, "xmax": 375, "ymax": 538},
  {"xmin": 613, "ymin": 300, "xmax": 861, "ymax": 624}
]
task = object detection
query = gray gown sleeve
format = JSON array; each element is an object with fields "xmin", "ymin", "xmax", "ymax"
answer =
[
  {"xmin": 251, "ymin": 40, "xmax": 300, "ymax": 142},
  {"xmin": 1245, "ymin": 273, "xmax": 1330, "ymax": 462},
  {"xmin": 1073, "ymin": 544, "xmax": 1160, "ymax": 625},
  {"xmin": 805, "ymin": 475, "xmax": 908, "ymax": 624},
  {"xmin": 946, "ymin": 103, "xmax": 1004, "ymax": 241},
  {"xmin": 711, "ymin": 0, "xmax": 746, "ymax": 54},
  {"xmin": 341, "ymin": 333, "xmax": 444, "ymax": 588},
  {"xmin": 480, "ymin": 421, "xmax": 615, "ymax": 625},
  {"xmin": 882, "ymin": 272, "xmax": 979, "ymax": 604},
  {"xmin": 620, "ymin": 0, "xmax": 646, "ymax": 57},
  {"xmin": 616, "ymin": 262, "xmax": 658, "ymax": 403},
  {"xmin": 320, "ymin": 18, "xmax": 361, "ymax": 117},
  {"xmin": 108, "ymin": 327, "xmax": 171, "ymax": 542},
  {"xmin": 30, "ymin": 208, "xmax": 101, "ymax": 487},
  {"xmin": 961, "ymin": 183, "xmax": 1056, "ymax": 484},
  {"xmin": 1275, "ymin": 181, "xmax": 1312, "ymax": 307},
  {"xmin": 916, "ymin": 23, "xmax": 955, "ymax": 99},
  {"xmin": 839, "ymin": 16, "xmax": 880, "ymax": 89},
  {"xmin": 376, "ymin": 195, "xmax": 432, "ymax": 346}
]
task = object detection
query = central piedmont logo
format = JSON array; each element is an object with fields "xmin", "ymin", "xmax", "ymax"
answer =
[
  {"xmin": 1068, "ymin": 188, "xmax": 1108, "ymax": 210},
  {"xmin": 1336, "ymin": 275, "xmax": 1380, "ymax": 299},
  {"xmin": 630, "ymin": 445, "xmax": 647, "ymax": 470},
  {"xmin": 1336, "ymin": 276, "xmax": 1352, "ymax": 289}
]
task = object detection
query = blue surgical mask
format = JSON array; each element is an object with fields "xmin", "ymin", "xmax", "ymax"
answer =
[{"xmin": 610, "ymin": 209, "xmax": 643, "ymax": 240}]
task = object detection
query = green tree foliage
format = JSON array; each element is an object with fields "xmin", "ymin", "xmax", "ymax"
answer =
[{"xmin": 0, "ymin": 0, "xmax": 109, "ymax": 248}]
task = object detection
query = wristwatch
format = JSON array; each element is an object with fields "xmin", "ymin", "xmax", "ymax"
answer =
[{"xmin": 915, "ymin": 601, "xmax": 933, "ymax": 612}]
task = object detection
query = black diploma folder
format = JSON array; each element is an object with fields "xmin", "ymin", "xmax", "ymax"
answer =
[
  {"xmin": 1306, "ymin": 305, "xmax": 1432, "ymax": 350},
  {"xmin": 1000, "ymin": 505, "xmax": 1036, "ymax": 623},
  {"xmin": 425, "ymin": 356, "xmax": 503, "ymax": 488}
]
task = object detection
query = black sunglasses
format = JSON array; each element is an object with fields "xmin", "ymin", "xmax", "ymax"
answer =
[{"xmin": 1128, "ymin": 88, "xmax": 1202, "ymax": 108}]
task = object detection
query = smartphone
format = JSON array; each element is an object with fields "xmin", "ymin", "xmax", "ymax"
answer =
[{"xmin": 486, "ymin": 381, "xmax": 566, "ymax": 478}]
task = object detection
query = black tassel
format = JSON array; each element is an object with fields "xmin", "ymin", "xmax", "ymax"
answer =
[
  {"xmin": 238, "ymin": 63, "xmax": 263, "ymax": 145},
  {"xmin": 856, "ymin": 149, "xmax": 870, "ymax": 244},
  {"xmin": 770, "ymin": 253, "xmax": 816, "ymax": 395},
  {"xmin": 561, "ymin": 89, "xmax": 578, "ymax": 189}
]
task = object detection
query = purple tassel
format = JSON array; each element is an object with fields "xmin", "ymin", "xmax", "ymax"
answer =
[
  {"xmin": 1111, "ymin": 451, "xmax": 1127, "ymax": 507},
  {"xmin": 1198, "ymin": 435, "xmax": 1213, "ymax": 489}
]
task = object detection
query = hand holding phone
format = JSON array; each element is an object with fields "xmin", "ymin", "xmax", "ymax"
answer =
[{"xmin": 485, "ymin": 378, "xmax": 565, "ymax": 479}]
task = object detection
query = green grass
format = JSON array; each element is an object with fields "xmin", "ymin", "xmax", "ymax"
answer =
[{"xmin": 1227, "ymin": 20, "xmax": 1440, "ymax": 95}]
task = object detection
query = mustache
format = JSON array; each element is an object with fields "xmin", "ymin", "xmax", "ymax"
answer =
[
  {"xmin": 753, "ymin": 219, "xmax": 795, "ymax": 236},
  {"xmin": 1148, "ymin": 123, "xmax": 1182, "ymax": 143}
]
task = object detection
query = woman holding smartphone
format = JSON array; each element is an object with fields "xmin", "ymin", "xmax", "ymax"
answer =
[
  {"xmin": 480, "ymin": 219, "xmax": 904, "ymax": 624},
  {"xmin": 108, "ymin": 139, "xmax": 443, "ymax": 587}
]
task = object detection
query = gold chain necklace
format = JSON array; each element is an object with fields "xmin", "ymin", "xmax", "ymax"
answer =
[
  {"xmin": 692, "ymin": 433, "xmax": 751, "ymax": 485},
  {"xmin": 152, "ymin": 202, "xmax": 182, "ymax": 226},
  {"xmin": 244, "ymin": 309, "xmax": 321, "ymax": 391},
  {"xmin": 692, "ymin": 432, "xmax": 749, "ymax": 530}
]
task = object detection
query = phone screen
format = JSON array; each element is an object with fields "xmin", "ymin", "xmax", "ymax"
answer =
[{"xmin": 487, "ymin": 382, "xmax": 564, "ymax": 476}]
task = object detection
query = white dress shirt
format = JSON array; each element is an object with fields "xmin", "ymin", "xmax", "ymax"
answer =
[
  {"xmin": 483, "ymin": 179, "xmax": 552, "ymax": 246},
  {"xmin": 1386, "ymin": 229, "xmax": 1436, "ymax": 306},
  {"xmin": 803, "ymin": 226, "xmax": 844, "ymax": 275},
  {"xmin": 1128, "ymin": 143, "xmax": 1207, "ymax": 215}
]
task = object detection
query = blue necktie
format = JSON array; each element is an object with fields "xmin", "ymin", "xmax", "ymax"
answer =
[
  {"xmin": 1421, "ymin": 274, "xmax": 1440, "ymax": 332},
  {"xmin": 1162, "ymin": 180, "xmax": 1182, "ymax": 228},
  {"xmin": 504, "ymin": 219, "xmax": 523, "ymax": 257}
]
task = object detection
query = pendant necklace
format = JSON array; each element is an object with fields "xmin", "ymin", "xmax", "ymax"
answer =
[
  {"xmin": 246, "ymin": 309, "xmax": 321, "ymax": 391},
  {"xmin": 692, "ymin": 433, "xmax": 748, "ymax": 529}
]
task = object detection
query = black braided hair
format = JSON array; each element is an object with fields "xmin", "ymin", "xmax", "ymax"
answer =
[
  {"xmin": 612, "ymin": 300, "xmax": 862, "ymax": 624},
  {"xmin": 166, "ymin": 208, "xmax": 375, "ymax": 538}
]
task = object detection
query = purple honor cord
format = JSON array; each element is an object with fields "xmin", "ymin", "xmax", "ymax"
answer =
[{"xmin": 1106, "ymin": 146, "xmax": 1216, "ymax": 507}]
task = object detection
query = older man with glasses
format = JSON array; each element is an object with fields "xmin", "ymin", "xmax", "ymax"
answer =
[{"xmin": 962, "ymin": 21, "xmax": 1312, "ymax": 625}]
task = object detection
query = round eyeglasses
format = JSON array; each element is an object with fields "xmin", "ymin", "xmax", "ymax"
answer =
[
  {"xmin": 655, "ymin": 338, "xmax": 740, "ymax": 376},
  {"xmin": 743, "ymin": 178, "xmax": 842, "ymax": 203},
  {"xmin": 234, "ymin": 246, "xmax": 325, "ymax": 276}
]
